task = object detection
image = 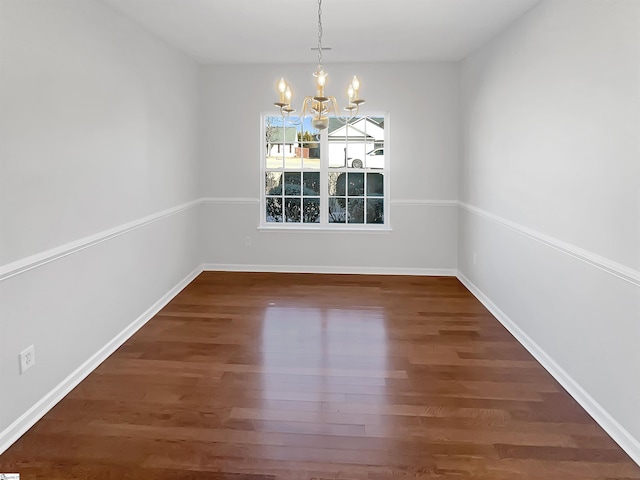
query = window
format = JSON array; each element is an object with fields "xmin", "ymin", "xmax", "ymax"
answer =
[{"xmin": 262, "ymin": 115, "xmax": 387, "ymax": 228}]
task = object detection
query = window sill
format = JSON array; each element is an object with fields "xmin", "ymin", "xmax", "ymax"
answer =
[{"xmin": 257, "ymin": 225, "xmax": 392, "ymax": 233}]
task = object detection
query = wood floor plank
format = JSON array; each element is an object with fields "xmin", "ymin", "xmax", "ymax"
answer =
[{"xmin": 1, "ymin": 272, "xmax": 638, "ymax": 479}]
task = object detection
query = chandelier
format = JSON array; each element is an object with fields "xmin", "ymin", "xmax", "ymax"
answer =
[{"xmin": 274, "ymin": 0, "xmax": 365, "ymax": 130}]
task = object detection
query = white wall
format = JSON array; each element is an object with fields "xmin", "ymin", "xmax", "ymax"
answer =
[
  {"xmin": 200, "ymin": 63, "xmax": 459, "ymax": 273},
  {"xmin": 458, "ymin": 0, "xmax": 640, "ymax": 462},
  {"xmin": 0, "ymin": 0, "xmax": 202, "ymax": 449}
]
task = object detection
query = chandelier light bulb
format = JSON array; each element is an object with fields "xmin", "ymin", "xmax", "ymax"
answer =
[
  {"xmin": 350, "ymin": 76, "xmax": 364, "ymax": 105},
  {"xmin": 315, "ymin": 70, "xmax": 327, "ymax": 98},
  {"xmin": 317, "ymin": 71, "xmax": 326, "ymax": 86},
  {"xmin": 276, "ymin": 77, "xmax": 288, "ymax": 106},
  {"xmin": 285, "ymin": 85, "xmax": 292, "ymax": 104}
]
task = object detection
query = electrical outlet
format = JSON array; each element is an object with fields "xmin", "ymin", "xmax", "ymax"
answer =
[
  {"xmin": 472, "ymin": 252, "xmax": 477, "ymax": 265},
  {"xmin": 19, "ymin": 345, "xmax": 35, "ymax": 374},
  {"xmin": 244, "ymin": 236, "xmax": 252, "ymax": 247}
]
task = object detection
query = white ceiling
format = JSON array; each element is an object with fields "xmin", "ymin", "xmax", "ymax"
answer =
[{"xmin": 100, "ymin": 0, "xmax": 542, "ymax": 64}]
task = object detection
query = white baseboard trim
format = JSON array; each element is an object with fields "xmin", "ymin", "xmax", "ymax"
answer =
[
  {"xmin": 203, "ymin": 263, "xmax": 456, "ymax": 276},
  {"xmin": 456, "ymin": 271, "xmax": 640, "ymax": 467},
  {"xmin": 0, "ymin": 265, "xmax": 204, "ymax": 456}
]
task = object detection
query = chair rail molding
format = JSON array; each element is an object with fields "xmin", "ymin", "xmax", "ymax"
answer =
[
  {"xmin": 0, "ymin": 199, "xmax": 202, "ymax": 282},
  {"xmin": 459, "ymin": 202, "xmax": 640, "ymax": 287}
]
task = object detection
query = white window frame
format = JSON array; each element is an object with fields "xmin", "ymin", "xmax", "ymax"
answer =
[{"xmin": 259, "ymin": 113, "xmax": 391, "ymax": 231}]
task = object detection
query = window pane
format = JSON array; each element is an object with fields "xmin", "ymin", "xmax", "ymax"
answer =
[
  {"xmin": 285, "ymin": 156, "xmax": 303, "ymax": 169},
  {"xmin": 266, "ymin": 119, "xmax": 299, "ymax": 169},
  {"xmin": 365, "ymin": 145, "xmax": 384, "ymax": 169},
  {"xmin": 347, "ymin": 173, "xmax": 364, "ymax": 196},
  {"xmin": 329, "ymin": 142, "xmax": 347, "ymax": 168},
  {"xmin": 303, "ymin": 172, "xmax": 320, "ymax": 195},
  {"xmin": 284, "ymin": 198, "xmax": 301, "ymax": 222},
  {"xmin": 367, "ymin": 198, "xmax": 384, "ymax": 224},
  {"xmin": 329, "ymin": 197, "xmax": 346, "ymax": 223},
  {"xmin": 303, "ymin": 198, "xmax": 320, "ymax": 223},
  {"xmin": 266, "ymin": 172, "xmax": 282, "ymax": 195},
  {"xmin": 346, "ymin": 144, "xmax": 366, "ymax": 169},
  {"xmin": 328, "ymin": 172, "xmax": 346, "ymax": 196},
  {"xmin": 296, "ymin": 131, "xmax": 320, "ymax": 170},
  {"xmin": 307, "ymin": 141, "xmax": 320, "ymax": 159},
  {"xmin": 266, "ymin": 197, "xmax": 283, "ymax": 222},
  {"xmin": 347, "ymin": 198, "xmax": 364, "ymax": 223},
  {"xmin": 265, "ymin": 116, "xmax": 285, "ymax": 169},
  {"xmin": 367, "ymin": 173, "xmax": 384, "ymax": 196},
  {"xmin": 266, "ymin": 155, "xmax": 283, "ymax": 169},
  {"xmin": 283, "ymin": 172, "xmax": 301, "ymax": 196},
  {"xmin": 302, "ymin": 157, "xmax": 320, "ymax": 170},
  {"xmin": 301, "ymin": 139, "xmax": 321, "ymax": 170}
]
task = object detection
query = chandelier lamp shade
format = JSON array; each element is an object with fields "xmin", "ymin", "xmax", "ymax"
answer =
[{"xmin": 273, "ymin": 0, "xmax": 365, "ymax": 130}]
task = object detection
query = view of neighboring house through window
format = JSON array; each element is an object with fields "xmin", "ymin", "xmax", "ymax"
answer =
[{"xmin": 263, "ymin": 115, "xmax": 386, "ymax": 226}]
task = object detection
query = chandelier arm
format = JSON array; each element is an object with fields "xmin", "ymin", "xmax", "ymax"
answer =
[
  {"xmin": 280, "ymin": 97, "xmax": 316, "ymax": 126},
  {"xmin": 330, "ymin": 97, "xmax": 343, "ymax": 120},
  {"xmin": 303, "ymin": 96, "xmax": 316, "ymax": 116},
  {"xmin": 325, "ymin": 96, "xmax": 359, "ymax": 125},
  {"xmin": 281, "ymin": 114, "xmax": 303, "ymax": 126}
]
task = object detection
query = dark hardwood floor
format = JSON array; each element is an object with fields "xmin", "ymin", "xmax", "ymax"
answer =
[{"xmin": 1, "ymin": 272, "xmax": 638, "ymax": 479}]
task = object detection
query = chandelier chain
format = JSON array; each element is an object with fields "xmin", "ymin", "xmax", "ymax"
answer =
[{"xmin": 317, "ymin": 0, "xmax": 323, "ymax": 67}]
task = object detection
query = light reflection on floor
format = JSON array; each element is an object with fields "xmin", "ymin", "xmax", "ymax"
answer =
[{"xmin": 259, "ymin": 305, "xmax": 390, "ymax": 431}]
